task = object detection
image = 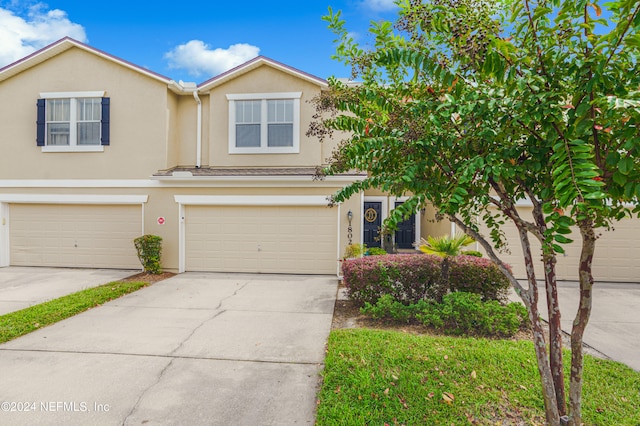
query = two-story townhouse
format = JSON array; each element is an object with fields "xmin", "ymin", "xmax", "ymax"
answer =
[
  {"xmin": 0, "ymin": 37, "xmax": 637, "ymax": 281},
  {"xmin": 0, "ymin": 37, "xmax": 371, "ymax": 275}
]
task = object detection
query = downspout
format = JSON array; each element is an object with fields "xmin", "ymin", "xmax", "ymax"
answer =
[{"xmin": 193, "ymin": 90, "xmax": 202, "ymax": 168}]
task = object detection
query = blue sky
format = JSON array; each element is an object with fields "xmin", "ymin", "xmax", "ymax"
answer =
[{"xmin": 0, "ymin": 0, "xmax": 399, "ymax": 83}]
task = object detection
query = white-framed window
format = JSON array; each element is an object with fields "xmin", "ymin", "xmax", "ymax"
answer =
[
  {"xmin": 227, "ymin": 92, "xmax": 301, "ymax": 154},
  {"xmin": 37, "ymin": 91, "xmax": 108, "ymax": 152}
]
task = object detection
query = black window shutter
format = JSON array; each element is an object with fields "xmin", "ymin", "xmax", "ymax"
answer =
[
  {"xmin": 36, "ymin": 99, "xmax": 45, "ymax": 146},
  {"xmin": 101, "ymin": 97, "xmax": 110, "ymax": 146}
]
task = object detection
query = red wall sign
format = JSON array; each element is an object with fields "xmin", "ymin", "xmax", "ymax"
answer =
[{"xmin": 157, "ymin": 217, "xmax": 165, "ymax": 225}]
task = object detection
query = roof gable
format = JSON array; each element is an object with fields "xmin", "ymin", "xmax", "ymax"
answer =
[
  {"xmin": 197, "ymin": 56, "xmax": 327, "ymax": 92},
  {"xmin": 0, "ymin": 37, "xmax": 175, "ymax": 88},
  {"xmin": 0, "ymin": 38, "xmax": 327, "ymax": 95}
]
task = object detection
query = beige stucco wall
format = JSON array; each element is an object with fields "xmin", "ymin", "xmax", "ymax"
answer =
[
  {"xmin": 422, "ymin": 204, "xmax": 451, "ymax": 239},
  {"xmin": 203, "ymin": 65, "xmax": 325, "ymax": 168},
  {"xmin": 165, "ymin": 92, "xmax": 180, "ymax": 169},
  {"xmin": 173, "ymin": 93, "xmax": 200, "ymax": 167},
  {"xmin": 0, "ymin": 47, "xmax": 172, "ymax": 179}
]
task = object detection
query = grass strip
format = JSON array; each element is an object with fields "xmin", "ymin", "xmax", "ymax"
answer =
[
  {"xmin": 317, "ymin": 328, "xmax": 640, "ymax": 425},
  {"xmin": 0, "ymin": 281, "xmax": 148, "ymax": 344}
]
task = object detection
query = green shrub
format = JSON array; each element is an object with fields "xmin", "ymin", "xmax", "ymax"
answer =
[
  {"xmin": 461, "ymin": 250, "xmax": 483, "ymax": 257},
  {"xmin": 343, "ymin": 243, "xmax": 367, "ymax": 259},
  {"xmin": 417, "ymin": 292, "xmax": 528, "ymax": 337},
  {"xmin": 342, "ymin": 254, "xmax": 445, "ymax": 306},
  {"xmin": 366, "ymin": 247, "xmax": 387, "ymax": 256},
  {"xmin": 448, "ymin": 255, "xmax": 511, "ymax": 302},
  {"xmin": 134, "ymin": 234, "xmax": 163, "ymax": 274},
  {"xmin": 360, "ymin": 294, "xmax": 429, "ymax": 322}
]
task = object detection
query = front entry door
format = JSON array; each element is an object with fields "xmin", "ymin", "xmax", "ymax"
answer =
[
  {"xmin": 394, "ymin": 201, "xmax": 415, "ymax": 249},
  {"xmin": 363, "ymin": 201, "xmax": 382, "ymax": 248}
]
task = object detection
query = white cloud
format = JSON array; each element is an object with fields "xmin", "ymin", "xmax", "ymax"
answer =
[
  {"xmin": 0, "ymin": 3, "xmax": 86, "ymax": 67},
  {"xmin": 362, "ymin": 0, "xmax": 398, "ymax": 12},
  {"xmin": 164, "ymin": 40, "xmax": 260, "ymax": 77}
]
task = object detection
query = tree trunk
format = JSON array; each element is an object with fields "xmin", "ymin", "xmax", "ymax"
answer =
[
  {"xmin": 543, "ymin": 253, "xmax": 567, "ymax": 417},
  {"xmin": 517, "ymin": 228, "xmax": 561, "ymax": 426},
  {"xmin": 568, "ymin": 220, "xmax": 596, "ymax": 426},
  {"xmin": 442, "ymin": 257, "xmax": 450, "ymax": 292},
  {"xmin": 531, "ymin": 200, "xmax": 567, "ymax": 417}
]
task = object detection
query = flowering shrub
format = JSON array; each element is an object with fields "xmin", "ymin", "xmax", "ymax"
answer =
[
  {"xmin": 342, "ymin": 254, "xmax": 444, "ymax": 306},
  {"xmin": 448, "ymin": 255, "xmax": 511, "ymax": 302},
  {"xmin": 342, "ymin": 253, "xmax": 511, "ymax": 306}
]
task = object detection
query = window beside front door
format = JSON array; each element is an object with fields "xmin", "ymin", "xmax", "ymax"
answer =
[
  {"xmin": 37, "ymin": 91, "xmax": 109, "ymax": 152},
  {"xmin": 227, "ymin": 92, "xmax": 301, "ymax": 154}
]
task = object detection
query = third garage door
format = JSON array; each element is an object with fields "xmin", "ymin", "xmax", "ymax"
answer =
[
  {"xmin": 185, "ymin": 205, "xmax": 338, "ymax": 274},
  {"xmin": 479, "ymin": 207, "xmax": 640, "ymax": 282},
  {"xmin": 10, "ymin": 203, "xmax": 142, "ymax": 269}
]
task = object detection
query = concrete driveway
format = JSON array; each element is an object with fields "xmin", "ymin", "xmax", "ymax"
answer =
[
  {"xmin": 0, "ymin": 267, "xmax": 137, "ymax": 315},
  {"xmin": 511, "ymin": 281, "xmax": 640, "ymax": 371},
  {"xmin": 0, "ymin": 272, "xmax": 338, "ymax": 425}
]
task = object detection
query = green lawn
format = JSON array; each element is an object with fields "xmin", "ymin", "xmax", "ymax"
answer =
[
  {"xmin": 317, "ymin": 329, "xmax": 640, "ymax": 425},
  {"xmin": 0, "ymin": 280, "xmax": 149, "ymax": 344}
]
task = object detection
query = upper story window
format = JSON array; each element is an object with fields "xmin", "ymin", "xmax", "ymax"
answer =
[
  {"xmin": 37, "ymin": 91, "xmax": 110, "ymax": 152},
  {"xmin": 227, "ymin": 92, "xmax": 301, "ymax": 154}
]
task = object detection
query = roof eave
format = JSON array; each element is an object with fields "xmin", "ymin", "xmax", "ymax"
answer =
[{"xmin": 0, "ymin": 37, "xmax": 174, "ymax": 86}]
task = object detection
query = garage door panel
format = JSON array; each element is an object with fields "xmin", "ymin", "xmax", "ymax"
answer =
[
  {"xmin": 480, "ymin": 207, "xmax": 640, "ymax": 282},
  {"xmin": 10, "ymin": 204, "xmax": 141, "ymax": 269},
  {"xmin": 185, "ymin": 205, "xmax": 337, "ymax": 274}
]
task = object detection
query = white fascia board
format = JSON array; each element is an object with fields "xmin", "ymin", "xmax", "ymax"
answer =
[
  {"xmin": 495, "ymin": 197, "xmax": 638, "ymax": 208},
  {"xmin": 174, "ymin": 195, "xmax": 330, "ymax": 206},
  {"xmin": 488, "ymin": 196, "xmax": 534, "ymax": 207},
  {"xmin": 151, "ymin": 175, "xmax": 367, "ymax": 186},
  {"xmin": 40, "ymin": 91, "xmax": 106, "ymax": 98},
  {"xmin": 0, "ymin": 194, "xmax": 148, "ymax": 204},
  {"xmin": 0, "ymin": 175, "xmax": 366, "ymax": 189},
  {"xmin": 0, "ymin": 180, "xmax": 161, "ymax": 188},
  {"xmin": 42, "ymin": 146, "xmax": 105, "ymax": 153},
  {"xmin": 226, "ymin": 92, "xmax": 302, "ymax": 100}
]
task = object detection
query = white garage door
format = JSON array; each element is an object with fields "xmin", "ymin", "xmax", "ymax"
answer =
[
  {"xmin": 185, "ymin": 205, "xmax": 338, "ymax": 274},
  {"xmin": 479, "ymin": 207, "xmax": 640, "ymax": 282},
  {"xmin": 10, "ymin": 204, "xmax": 142, "ymax": 269}
]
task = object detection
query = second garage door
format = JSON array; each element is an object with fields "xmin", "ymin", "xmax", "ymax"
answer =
[
  {"xmin": 479, "ymin": 207, "xmax": 640, "ymax": 282},
  {"xmin": 185, "ymin": 205, "xmax": 338, "ymax": 274},
  {"xmin": 10, "ymin": 204, "xmax": 142, "ymax": 269}
]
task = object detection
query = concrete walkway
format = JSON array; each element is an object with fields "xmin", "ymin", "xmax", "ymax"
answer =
[
  {"xmin": 0, "ymin": 272, "xmax": 338, "ymax": 425},
  {"xmin": 510, "ymin": 281, "xmax": 640, "ymax": 371},
  {"xmin": 0, "ymin": 267, "xmax": 136, "ymax": 315}
]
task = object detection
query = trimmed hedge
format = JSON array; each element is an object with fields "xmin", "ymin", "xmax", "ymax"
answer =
[
  {"xmin": 342, "ymin": 254, "xmax": 444, "ymax": 306},
  {"xmin": 448, "ymin": 255, "xmax": 511, "ymax": 302},
  {"xmin": 342, "ymin": 254, "xmax": 511, "ymax": 306}
]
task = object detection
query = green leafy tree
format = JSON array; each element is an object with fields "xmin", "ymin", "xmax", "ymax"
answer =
[{"xmin": 309, "ymin": 1, "xmax": 640, "ymax": 424}]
